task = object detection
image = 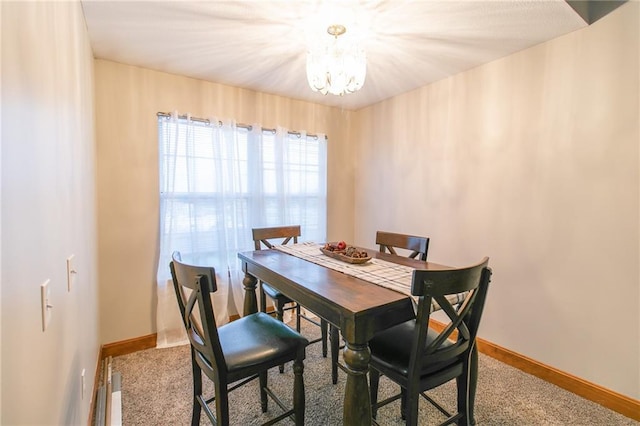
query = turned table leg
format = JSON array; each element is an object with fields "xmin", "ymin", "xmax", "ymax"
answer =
[
  {"xmin": 242, "ymin": 271, "xmax": 258, "ymax": 316},
  {"xmin": 342, "ymin": 342, "xmax": 371, "ymax": 425}
]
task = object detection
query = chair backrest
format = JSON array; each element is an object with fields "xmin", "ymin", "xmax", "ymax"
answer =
[
  {"xmin": 376, "ymin": 231, "xmax": 430, "ymax": 261},
  {"xmin": 252, "ymin": 225, "xmax": 301, "ymax": 250},
  {"xmin": 169, "ymin": 251, "xmax": 227, "ymax": 376},
  {"xmin": 409, "ymin": 257, "xmax": 491, "ymax": 375}
]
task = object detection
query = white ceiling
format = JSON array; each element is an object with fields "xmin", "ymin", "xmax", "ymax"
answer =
[{"xmin": 81, "ymin": 0, "xmax": 588, "ymax": 111}]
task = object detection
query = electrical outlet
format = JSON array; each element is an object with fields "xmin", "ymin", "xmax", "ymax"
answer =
[
  {"xmin": 41, "ymin": 279, "xmax": 52, "ymax": 331},
  {"xmin": 66, "ymin": 254, "xmax": 77, "ymax": 292}
]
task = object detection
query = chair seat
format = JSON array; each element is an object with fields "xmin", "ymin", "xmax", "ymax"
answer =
[
  {"xmin": 261, "ymin": 283, "xmax": 293, "ymax": 303},
  {"xmin": 219, "ymin": 312, "xmax": 308, "ymax": 374},
  {"xmin": 369, "ymin": 319, "xmax": 456, "ymax": 377}
]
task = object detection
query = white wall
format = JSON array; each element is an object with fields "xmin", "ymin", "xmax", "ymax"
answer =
[
  {"xmin": 1, "ymin": 1, "xmax": 99, "ymax": 424},
  {"xmin": 353, "ymin": 3, "xmax": 639, "ymax": 399}
]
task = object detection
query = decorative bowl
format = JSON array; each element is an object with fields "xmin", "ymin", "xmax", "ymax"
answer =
[{"xmin": 320, "ymin": 247, "xmax": 371, "ymax": 264}]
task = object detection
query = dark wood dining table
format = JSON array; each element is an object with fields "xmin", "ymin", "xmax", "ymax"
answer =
[{"xmin": 238, "ymin": 246, "xmax": 461, "ymax": 425}]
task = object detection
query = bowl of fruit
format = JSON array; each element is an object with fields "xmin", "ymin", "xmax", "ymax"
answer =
[{"xmin": 320, "ymin": 241, "xmax": 371, "ymax": 264}]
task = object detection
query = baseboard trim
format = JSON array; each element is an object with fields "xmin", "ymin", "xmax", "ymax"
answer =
[
  {"xmin": 430, "ymin": 319, "xmax": 640, "ymax": 422},
  {"xmin": 101, "ymin": 333, "xmax": 157, "ymax": 359}
]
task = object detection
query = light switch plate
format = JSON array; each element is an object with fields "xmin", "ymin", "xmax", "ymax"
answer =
[
  {"xmin": 41, "ymin": 279, "xmax": 52, "ymax": 331},
  {"xmin": 66, "ymin": 254, "xmax": 76, "ymax": 292}
]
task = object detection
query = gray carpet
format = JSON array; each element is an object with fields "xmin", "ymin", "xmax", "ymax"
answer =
[{"xmin": 113, "ymin": 322, "xmax": 637, "ymax": 425}]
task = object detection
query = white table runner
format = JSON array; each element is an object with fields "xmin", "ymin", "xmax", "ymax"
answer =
[
  {"xmin": 274, "ymin": 243, "xmax": 466, "ymax": 312},
  {"xmin": 274, "ymin": 242, "xmax": 415, "ymax": 294}
]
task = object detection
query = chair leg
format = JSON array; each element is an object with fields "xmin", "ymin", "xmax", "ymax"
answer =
[
  {"xmin": 293, "ymin": 356, "xmax": 305, "ymax": 426},
  {"xmin": 276, "ymin": 300, "xmax": 286, "ymax": 373},
  {"xmin": 295, "ymin": 304, "xmax": 301, "ymax": 332},
  {"xmin": 369, "ymin": 368, "xmax": 380, "ymax": 419},
  {"xmin": 213, "ymin": 380, "xmax": 230, "ymax": 426},
  {"xmin": 456, "ymin": 373, "xmax": 471, "ymax": 426},
  {"xmin": 330, "ymin": 326, "xmax": 339, "ymax": 384},
  {"xmin": 190, "ymin": 355, "xmax": 202, "ymax": 426},
  {"xmin": 276, "ymin": 299, "xmax": 285, "ymax": 323},
  {"xmin": 400, "ymin": 388, "xmax": 407, "ymax": 421},
  {"xmin": 456, "ymin": 346, "xmax": 476, "ymax": 426},
  {"xmin": 321, "ymin": 319, "xmax": 328, "ymax": 358},
  {"xmin": 259, "ymin": 281, "xmax": 267, "ymax": 313},
  {"xmin": 404, "ymin": 386, "xmax": 419, "ymax": 426},
  {"xmin": 468, "ymin": 345, "xmax": 479, "ymax": 425},
  {"xmin": 259, "ymin": 371, "xmax": 269, "ymax": 413}
]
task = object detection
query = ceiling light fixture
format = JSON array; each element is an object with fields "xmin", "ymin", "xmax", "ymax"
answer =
[{"xmin": 306, "ymin": 24, "xmax": 366, "ymax": 96}]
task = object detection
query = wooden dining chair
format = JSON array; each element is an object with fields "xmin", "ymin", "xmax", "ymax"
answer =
[
  {"xmin": 170, "ymin": 251, "xmax": 308, "ymax": 426},
  {"xmin": 376, "ymin": 230, "xmax": 430, "ymax": 261},
  {"xmin": 368, "ymin": 257, "xmax": 492, "ymax": 426},
  {"xmin": 252, "ymin": 226, "xmax": 330, "ymax": 372}
]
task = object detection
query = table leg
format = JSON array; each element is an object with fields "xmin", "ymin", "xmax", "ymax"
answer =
[
  {"xmin": 342, "ymin": 341, "xmax": 371, "ymax": 425},
  {"xmin": 242, "ymin": 271, "xmax": 258, "ymax": 316}
]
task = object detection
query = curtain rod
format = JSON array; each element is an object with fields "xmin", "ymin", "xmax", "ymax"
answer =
[{"xmin": 156, "ymin": 112, "xmax": 326, "ymax": 140}]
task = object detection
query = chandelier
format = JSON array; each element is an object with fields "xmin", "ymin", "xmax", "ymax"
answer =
[{"xmin": 306, "ymin": 24, "xmax": 366, "ymax": 96}]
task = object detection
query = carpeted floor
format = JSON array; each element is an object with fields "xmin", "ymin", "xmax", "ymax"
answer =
[{"xmin": 112, "ymin": 322, "xmax": 638, "ymax": 425}]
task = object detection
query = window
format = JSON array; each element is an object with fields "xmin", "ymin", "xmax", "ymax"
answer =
[{"xmin": 156, "ymin": 114, "xmax": 327, "ymax": 346}]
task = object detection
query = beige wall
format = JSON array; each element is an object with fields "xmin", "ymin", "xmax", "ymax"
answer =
[
  {"xmin": 353, "ymin": 3, "xmax": 639, "ymax": 399},
  {"xmin": 1, "ymin": 1, "xmax": 99, "ymax": 424},
  {"xmin": 94, "ymin": 61, "xmax": 354, "ymax": 343}
]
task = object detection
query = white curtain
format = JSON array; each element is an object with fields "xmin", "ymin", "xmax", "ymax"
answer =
[{"xmin": 156, "ymin": 112, "xmax": 327, "ymax": 348}]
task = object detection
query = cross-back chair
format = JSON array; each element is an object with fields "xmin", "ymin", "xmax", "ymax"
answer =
[
  {"xmin": 252, "ymin": 226, "xmax": 330, "ymax": 372},
  {"xmin": 376, "ymin": 230, "xmax": 430, "ymax": 261},
  {"xmin": 170, "ymin": 251, "xmax": 308, "ymax": 426},
  {"xmin": 369, "ymin": 257, "xmax": 492, "ymax": 426}
]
